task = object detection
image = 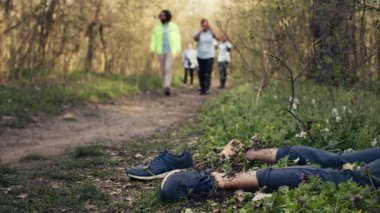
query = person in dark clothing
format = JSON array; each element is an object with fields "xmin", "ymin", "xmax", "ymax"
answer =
[
  {"xmin": 159, "ymin": 141, "xmax": 380, "ymax": 201},
  {"xmin": 194, "ymin": 19, "xmax": 219, "ymax": 95}
]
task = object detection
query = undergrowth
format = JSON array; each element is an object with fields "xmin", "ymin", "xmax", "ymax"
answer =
[
  {"xmin": 192, "ymin": 81, "xmax": 380, "ymax": 212},
  {"xmin": 0, "ymin": 71, "xmax": 180, "ymax": 128}
]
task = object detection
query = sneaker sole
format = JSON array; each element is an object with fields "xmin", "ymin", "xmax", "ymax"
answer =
[
  {"xmin": 128, "ymin": 169, "xmax": 181, "ymax": 181},
  {"xmin": 160, "ymin": 169, "xmax": 186, "ymax": 190}
]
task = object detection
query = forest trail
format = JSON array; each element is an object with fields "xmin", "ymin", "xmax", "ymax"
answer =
[{"xmin": 0, "ymin": 88, "xmax": 210, "ymax": 164}]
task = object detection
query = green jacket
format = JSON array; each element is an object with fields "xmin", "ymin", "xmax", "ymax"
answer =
[{"xmin": 150, "ymin": 22, "xmax": 181, "ymax": 55}]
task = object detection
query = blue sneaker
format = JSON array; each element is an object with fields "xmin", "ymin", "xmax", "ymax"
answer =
[
  {"xmin": 126, "ymin": 150, "xmax": 193, "ymax": 180},
  {"xmin": 160, "ymin": 169, "xmax": 215, "ymax": 201}
]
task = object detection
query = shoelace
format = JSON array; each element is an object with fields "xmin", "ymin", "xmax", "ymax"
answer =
[
  {"xmin": 144, "ymin": 151, "xmax": 168, "ymax": 167},
  {"xmin": 181, "ymin": 170, "xmax": 213, "ymax": 192}
]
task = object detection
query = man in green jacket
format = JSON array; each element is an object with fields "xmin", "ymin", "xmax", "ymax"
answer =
[{"xmin": 150, "ymin": 10, "xmax": 181, "ymax": 96}]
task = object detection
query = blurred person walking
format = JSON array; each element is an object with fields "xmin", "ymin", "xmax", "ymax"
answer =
[
  {"xmin": 150, "ymin": 10, "xmax": 181, "ymax": 96},
  {"xmin": 217, "ymin": 35, "xmax": 233, "ymax": 89}
]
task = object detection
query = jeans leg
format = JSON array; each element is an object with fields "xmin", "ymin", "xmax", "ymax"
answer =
[
  {"xmin": 218, "ymin": 62, "xmax": 227, "ymax": 88},
  {"xmin": 197, "ymin": 58, "xmax": 206, "ymax": 93},
  {"xmin": 276, "ymin": 146, "xmax": 380, "ymax": 168},
  {"xmin": 218, "ymin": 62, "xmax": 224, "ymax": 87},
  {"xmin": 256, "ymin": 161, "xmax": 380, "ymax": 190},
  {"xmin": 184, "ymin": 69, "xmax": 188, "ymax": 84},
  {"xmin": 205, "ymin": 58, "xmax": 214, "ymax": 92},
  {"xmin": 190, "ymin": 69, "xmax": 194, "ymax": 85}
]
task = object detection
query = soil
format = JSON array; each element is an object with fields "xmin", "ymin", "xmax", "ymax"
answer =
[{"xmin": 0, "ymin": 88, "xmax": 210, "ymax": 164}]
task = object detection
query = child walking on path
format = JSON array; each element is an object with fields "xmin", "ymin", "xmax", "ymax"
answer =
[
  {"xmin": 217, "ymin": 35, "xmax": 233, "ymax": 89},
  {"xmin": 182, "ymin": 42, "xmax": 198, "ymax": 86}
]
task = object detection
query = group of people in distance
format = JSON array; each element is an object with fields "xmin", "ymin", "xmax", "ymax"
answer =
[{"xmin": 150, "ymin": 10, "xmax": 232, "ymax": 96}]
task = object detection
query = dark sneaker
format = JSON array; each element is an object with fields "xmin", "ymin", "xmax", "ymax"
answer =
[
  {"xmin": 126, "ymin": 150, "xmax": 193, "ymax": 180},
  {"xmin": 160, "ymin": 169, "xmax": 215, "ymax": 201}
]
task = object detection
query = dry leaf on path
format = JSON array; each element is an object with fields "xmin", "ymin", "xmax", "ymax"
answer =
[{"xmin": 61, "ymin": 112, "xmax": 78, "ymax": 121}]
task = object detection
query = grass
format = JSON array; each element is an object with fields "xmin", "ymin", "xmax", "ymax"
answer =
[
  {"xmin": 74, "ymin": 145, "xmax": 104, "ymax": 158},
  {"xmin": 0, "ymin": 71, "xmax": 180, "ymax": 128},
  {"xmin": 0, "ymin": 81, "xmax": 379, "ymax": 212},
  {"xmin": 20, "ymin": 154, "xmax": 48, "ymax": 162}
]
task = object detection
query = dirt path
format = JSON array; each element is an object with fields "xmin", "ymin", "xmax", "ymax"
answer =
[{"xmin": 0, "ymin": 88, "xmax": 210, "ymax": 164}]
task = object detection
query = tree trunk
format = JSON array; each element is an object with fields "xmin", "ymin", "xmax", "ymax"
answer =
[{"xmin": 311, "ymin": 0, "xmax": 357, "ymax": 85}]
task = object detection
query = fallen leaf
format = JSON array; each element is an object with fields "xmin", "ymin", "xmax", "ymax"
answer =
[
  {"xmin": 51, "ymin": 183, "xmax": 61, "ymax": 189},
  {"xmin": 234, "ymin": 189, "xmax": 246, "ymax": 202},
  {"xmin": 134, "ymin": 153, "xmax": 143, "ymax": 158},
  {"xmin": 252, "ymin": 192, "xmax": 272, "ymax": 202},
  {"xmin": 17, "ymin": 193, "xmax": 29, "ymax": 199},
  {"xmin": 61, "ymin": 112, "xmax": 77, "ymax": 121},
  {"xmin": 184, "ymin": 208, "xmax": 193, "ymax": 213},
  {"xmin": 343, "ymin": 163, "xmax": 355, "ymax": 170},
  {"xmin": 1, "ymin": 116, "xmax": 16, "ymax": 121}
]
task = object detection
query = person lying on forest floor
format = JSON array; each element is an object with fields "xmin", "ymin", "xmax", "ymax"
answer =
[{"xmin": 126, "ymin": 141, "xmax": 380, "ymax": 201}]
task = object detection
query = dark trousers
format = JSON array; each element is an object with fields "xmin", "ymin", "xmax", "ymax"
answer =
[
  {"xmin": 197, "ymin": 58, "xmax": 214, "ymax": 94},
  {"xmin": 184, "ymin": 68, "xmax": 195, "ymax": 85},
  {"xmin": 218, "ymin": 62, "xmax": 229, "ymax": 88},
  {"xmin": 257, "ymin": 146, "xmax": 380, "ymax": 189}
]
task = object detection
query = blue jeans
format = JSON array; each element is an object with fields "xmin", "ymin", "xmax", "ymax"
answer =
[
  {"xmin": 218, "ymin": 62, "xmax": 228, "ymax": 88},
  {"xmin": 257, "ymin": 146, "xmax": 380, "ymax": 189}
]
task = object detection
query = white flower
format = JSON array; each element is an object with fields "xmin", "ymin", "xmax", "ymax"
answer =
[
  {"xmin": 292, "ymin": 103, "xmax": 297, "ymax": 110},
  {"xmin": 331, "ymin": 108, "xmax": 339, "ymax": 117},
  {"xmin": 336, "ymin": 116, "xmax": 342, "ymax": 122},
  {"xmin": 342, "ymin": 106, "xmax": 347, "ymax": 112},
  {"xmin": 273, "ymin": 95, "xmax": 278, "ymax": 100},
  {"xmin": 371, "ymin": 138, "xmax": 378, "ymax": 147},
  {"xmin": 295, "ymin": 131, "xmax": 307, "ymax": 138},
  {"xmin": 289, "ymin": 97, "xmax": 300, "ymax": 104},
  {"xmin": 311, "ymin": 99, "xmax": 316, "ymax": 105},
  {"xmin": 323, "ymin": 128, "xmax": 330, "ymax": 132}
]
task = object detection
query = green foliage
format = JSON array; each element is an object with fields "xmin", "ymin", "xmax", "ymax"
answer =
[
  {"xmin": 20, "ymin": 154, "xmax": 48, "ymax": 162},
  {"xmin": 0, "ymin": 182, "xmax": 110, "ymax": 212},
  {"xmin": 196, "ymin": 82, "xmax": 380, "ymax": 170},
  {"xmin": 243, "ymin": 177, "xmax": 380, "ymax": 212},
  {"xmin": 0, "ymin": 165, "xmax": 18, "ymax": 187},
  {"xmin": 192, "ymin": 82, "xmax": 379, "ymax": 211}
]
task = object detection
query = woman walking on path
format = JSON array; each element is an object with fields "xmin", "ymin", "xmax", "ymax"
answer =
[
  {"xmin": 150, "ymin": 10, "xmax": 181, "ymax": 96},
  {"xmin": 182, "ymin": 42, "xmax": 198, "ymax": 86},
  {"xmin": 194, "ymin": 19, "xmax": 219, "ymax": 95},
  {"xmin": 217, "ymin": 35, "xmax": 233, "ymax": 89}
]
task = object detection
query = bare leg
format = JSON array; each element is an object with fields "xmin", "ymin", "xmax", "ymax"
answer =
[
  {"xmin": 245, "ymin": 148, "xmax": 278, "ymax": 163},
  {"xmin": 211, "ymin": 171, "xmax": 259, "ymax": 190}
]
